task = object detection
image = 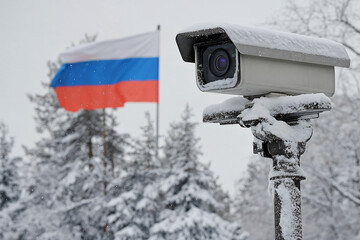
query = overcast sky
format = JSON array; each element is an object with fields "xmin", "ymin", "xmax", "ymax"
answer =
[{"xmin": 0, "ymin": 0, "xmax": 298, "ymax": 194}]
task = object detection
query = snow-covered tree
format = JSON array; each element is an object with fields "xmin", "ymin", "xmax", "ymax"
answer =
[
  {"xmin": 107, "ymin": 112, "xmax": 161, "ymax": 240},
  {"xmin": 298, "ymin": 96, "xmax": 360, "ymax": 240},
  {"xmin": 104, "ymin": 110, "xmax": 130, "ymax": 178},
  {"xmin": 150, "ymin": 105, "xmax": 246, "ymax": 240},
  {"xmin": 0, "ymin": 122, "xmax": 21, "ymax": 240},
  {"xmin": 232, "ymin": 156, "xmax": 273, "ymax": 240},
  {"xmin": 0, "ymin": 122, "xmax": 20, "ymax": 210},
  {"xmin": 11, "ymin": 34, "xmax": 129, "ymax": 240},
  {"xmin": 20, "ymin": 109, "xmax": 117, "ymax": 239}
]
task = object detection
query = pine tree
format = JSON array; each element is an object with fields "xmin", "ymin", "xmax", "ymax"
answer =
[
  {"xmin": 19, "ymin": 90, "xmax": 108, "ymax": 239},
  {"xmin": 107, "ymin": 112, "xmax": 161, "ymax": 240},
  {"xmin": 0, "ymin": 122, "xmax": 20, "ymax": 210},
  {"xmin": 232, "ymin": 156, "xmax": 273, "ymax": 240},
  {"xmin": 12, "ymin": 35, "xmax": 129, "ymax": 240},
  {"xmin": 0, "ymin": 122, "xmax": 21, "ymax": 240},
  {"xmin": 103, "ymin": 110, "xmax": 130, "ymax": 178},
  {"xmin": 150, "ymin": 105, "xmax": 246, "ymax": 240}
]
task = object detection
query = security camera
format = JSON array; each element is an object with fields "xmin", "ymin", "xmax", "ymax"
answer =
[{"xmin": 176, "ymin": 24, "xmax": 350, "ymax": 97}]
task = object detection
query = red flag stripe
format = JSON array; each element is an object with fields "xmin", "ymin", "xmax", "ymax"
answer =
[{"xmin": 54, "ymin": 80, "xmax": 158, "ymax": 112}]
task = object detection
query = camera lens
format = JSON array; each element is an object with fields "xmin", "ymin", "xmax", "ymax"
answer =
[
  {"xmin": 216, "ymin": 56, "xmax": 227, "ymax": 70},
  {"xmin": 210, "ymin": 49, "xmax": 230, "ymax": 77},
  {"xmin": 202, "ymin": 43, "xmax": 236, "ymax": 84}
]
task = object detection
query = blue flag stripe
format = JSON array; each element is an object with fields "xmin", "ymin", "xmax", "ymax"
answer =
[{"xmin": 51, "ymin": 57, "xmax": 159, "ymax": 88}]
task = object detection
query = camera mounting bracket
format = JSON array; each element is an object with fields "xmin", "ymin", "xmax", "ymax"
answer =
[
  {"xmin": 203, "ymin": 97, "xmax": 330, "ymax": 126},
  {"xmin": 203, "ymin": 93, "xmax": 331, "ymax": 240}
]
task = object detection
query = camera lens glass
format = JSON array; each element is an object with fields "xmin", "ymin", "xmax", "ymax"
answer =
[
  {"xmin": 202, "ymin": 43, "xmax": 236, "ymax": 84},
  {"xmin": 210, "ymin": 49, "xmax": 230, "ymax": 77}
]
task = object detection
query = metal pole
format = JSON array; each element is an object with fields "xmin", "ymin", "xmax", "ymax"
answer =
[
  {"xmin": 273, "ymin": 178, "xmax": 302, "ymax": 240},
  {"xmin": 266, "ymin": 141, "xmax": 306, "ymax": 240},
  {"xmin": 242, "ymin": 111, "xmax": 314, "ymax": 240},
  {"xmin": 102, "ymin": 108, "xmax": 107, "ymax": 158},
  {"xmin": 102, "ymin": 108, "xmax": 108, "ymax": 195},
  {"xmin": 155, "ymin": 24, "xmax": 160, "ymax": 159}
]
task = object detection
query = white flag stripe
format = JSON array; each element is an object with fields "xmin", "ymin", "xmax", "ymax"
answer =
[{"xmin": 60, "ymin": 31, "xmax": 160, "ymax": 63}]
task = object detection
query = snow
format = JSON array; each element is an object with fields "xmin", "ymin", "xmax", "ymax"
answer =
[
  {"xmin": 60, "ymin": 132, "xmax": 81, "ymax": 143},
  {"xmin": 204, "ymin": 93, "xmax": 330, "ymax": 145},
  {"xmin": 204, "ymin": 93, "xmax": 330, "ymax": 117},
  {"xmin": 151, "ymin": 208, "xmax": 237, "ymax": 240},
  {"xmin": 115, "ymin": 225, "xmax": 145, "ymax": 239},
  {"xmin": 203, "ymin": 97, "xmax": 250, "ymax": 115},
  {"xmin": 179, "ymin": 23, "xmax": 350, "ymax": 67},
  {"xmin": 250, "ymin": 117, "xmax": 313, "ymax": 144},
  {"xmin": 276, "ymin": 179, "xmax": 301, "ymax": 240},
  {"xmin": 245, "ymin": 93, "xmax": 332, "ymax": 117},
  {"xmin": 269, "ymin": 160, "xmax": 306, "ymax": 180},
  {"xmin": 202, "ymin": 76, "xmax": 237, "ymax": 90},
  {"xmin": 240, "ymin": 94, "xmax": 328, "ymax": 147}
]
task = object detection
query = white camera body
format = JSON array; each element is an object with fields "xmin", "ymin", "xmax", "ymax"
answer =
[{"xmin": 176, "ymin": 24, "xmax": 350, "ymax": 97}]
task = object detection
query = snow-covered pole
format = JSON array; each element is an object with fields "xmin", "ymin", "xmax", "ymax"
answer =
[
  {"xmin": 203, "ymin": 93, "xmax": 332, "ymax": 240},
  {"xmin": 253, "ymin": 134, "xmax": 309, "ymax": 240}
]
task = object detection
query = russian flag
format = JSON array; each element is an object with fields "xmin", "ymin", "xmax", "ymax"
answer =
[{"xmin": 51, "ymin": 31, "xmax": 159, "ymax": 112}]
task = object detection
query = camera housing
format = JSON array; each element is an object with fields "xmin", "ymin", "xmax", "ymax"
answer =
[{"xmin": 176, "ymin": 24, "xmax": 350, "ymax": 97}]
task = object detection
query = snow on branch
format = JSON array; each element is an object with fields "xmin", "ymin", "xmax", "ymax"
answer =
[{"xmin": 330, "ymin": 180, "xmax": 360, "ymax": 206}]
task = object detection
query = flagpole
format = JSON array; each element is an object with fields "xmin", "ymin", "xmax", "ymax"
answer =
[
  {"xmin": 102, "ymin": 108, "xmax": 108, "ymax": 195},
  {"xmin": 156, "ymin": 25, "xmax": 160, "ymax": 159}
]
